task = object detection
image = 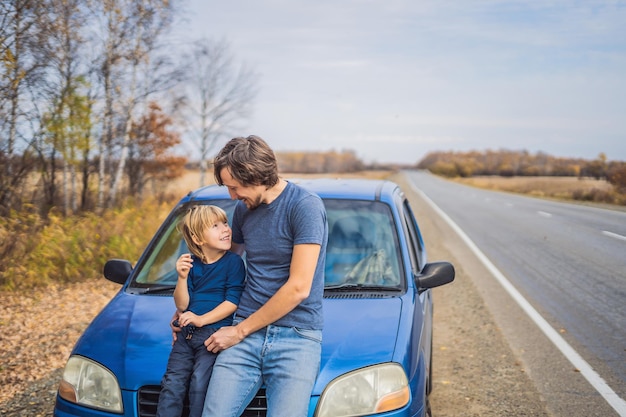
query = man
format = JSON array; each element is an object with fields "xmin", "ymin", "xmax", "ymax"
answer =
[{"xmin": 202, "ymin": 135, "xmax": 327, "ymax": 417}]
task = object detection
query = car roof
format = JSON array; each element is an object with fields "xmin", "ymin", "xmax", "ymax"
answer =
[{"xmin": 182, "ymin": 178, "xmax": 401, "ymax": 203}]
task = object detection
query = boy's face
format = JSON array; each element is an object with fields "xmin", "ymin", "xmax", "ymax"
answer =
[
  {"xmin": 197, "ymin": 219, "xmax": 232, "ymax": 251},
  {"xmin": 219, "ymin": 168, "xmax": 265, "ymax": 210}
]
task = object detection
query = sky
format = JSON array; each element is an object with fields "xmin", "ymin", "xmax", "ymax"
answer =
[{"xmin": 172, "ymin": 0, "xmax": 626, "ymax": 165}]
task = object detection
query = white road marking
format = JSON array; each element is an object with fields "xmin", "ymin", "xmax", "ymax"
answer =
[
  {"xmin": 537, "ymin": 211, "xmax": 552, "ymax": 218},
  {"xmin": 411, "ymin": 184, "xmax": 626, "ymax": 417},
  {"xmin": 602, "ymin": 230, "xmax": 626, "ymax": 242}
]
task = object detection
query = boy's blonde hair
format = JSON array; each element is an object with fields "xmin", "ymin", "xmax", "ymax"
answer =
[{"xmin": 178, "ymin": 205, "xmax": 229, "ymax": 259}]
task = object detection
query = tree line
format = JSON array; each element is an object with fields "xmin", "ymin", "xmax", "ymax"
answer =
[
  {"xmin": 276, "ymin": 150, "xmax": 366, "ymax": 173},
  {"xmin": 1, "ymin": 0, "xmax": 257, "ymax": 218},
  {"xmin": 417, "ymin": 150, "xmax": 626, "ymax": 192}
]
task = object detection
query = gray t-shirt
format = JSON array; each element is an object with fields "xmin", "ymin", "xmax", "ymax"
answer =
[{"xmin": 232, "ymin": 181, "xmax": 327, "ymax": 329}]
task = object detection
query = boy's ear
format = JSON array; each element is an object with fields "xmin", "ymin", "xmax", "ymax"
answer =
[{"xmin": 191, "ymin": 234, "xmax": 203, "ymax": 246}]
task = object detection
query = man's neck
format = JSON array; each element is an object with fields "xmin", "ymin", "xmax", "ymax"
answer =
[{"xmin": 262, "ymin": 178, "xmax": 287, "ymax": 204}]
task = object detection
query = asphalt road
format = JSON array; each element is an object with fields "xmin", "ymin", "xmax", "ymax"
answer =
[{"xmin": 402, "ymin": 170, "xmax": 626, "ymax": 416}]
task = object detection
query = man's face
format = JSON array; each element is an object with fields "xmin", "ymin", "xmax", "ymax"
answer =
[{"xmin": 219, "ymin": 168, "xmax": 264, "ymax": 210}]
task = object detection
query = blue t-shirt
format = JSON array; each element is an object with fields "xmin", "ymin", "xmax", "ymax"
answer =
[
  {"xmin": 232, "ymin": 181, "xmax": 327, "ymax": 330},
  {"xmin": 187, "ymin": 251, "xmax": 246, "ymax": 328}
]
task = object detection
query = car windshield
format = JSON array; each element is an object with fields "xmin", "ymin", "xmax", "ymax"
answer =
[
  {"xmin": 129, "ymin": 198, "xmax": 403, "ymax": 291},
  {"xmin": 324, "ymin": 199, "xmax": 403, "ymax": 290}
]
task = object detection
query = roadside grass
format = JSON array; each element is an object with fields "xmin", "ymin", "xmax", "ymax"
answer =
[
  {"xmin": 0, "ymin": 198, "xmax": 174, "ymax": 290},
  {"xmin": 452, "ymin": 175, "xmax": 625, "ymax": 206}
]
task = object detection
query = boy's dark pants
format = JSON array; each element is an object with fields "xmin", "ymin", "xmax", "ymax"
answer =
[{"xmin": 156, "ymin": 326, "xmax": 217, "ymax": 417}]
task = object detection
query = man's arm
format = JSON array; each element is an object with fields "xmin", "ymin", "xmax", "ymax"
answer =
[
  {"xmin": 230, "ymin": 241, "xmax": 245, "ymax": 256},
  {"xmin": 204, "ymin": 243, "xmax": 321, "ymax": 352}
]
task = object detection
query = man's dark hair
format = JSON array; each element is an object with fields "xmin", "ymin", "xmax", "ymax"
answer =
[{"xmin": 214, "ymin": 135, "xmax": 279, "ymax": 188}]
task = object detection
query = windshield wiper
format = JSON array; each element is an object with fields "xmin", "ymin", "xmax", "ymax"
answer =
[
  {"xmin": 136, "ymin": 284, "xmax": 177, "ymax": 294},
  {"xmin": 324, "ymin": 283, "xmax": 399, "ymax": 291}
]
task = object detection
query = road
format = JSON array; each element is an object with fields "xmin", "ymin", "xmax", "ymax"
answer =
[{"xmin": 401, "ymin": 170, "xmax": 626, "ymax": 416}]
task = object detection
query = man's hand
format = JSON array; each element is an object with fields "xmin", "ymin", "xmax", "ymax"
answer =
[{"xmin": 204, "ymin": 325, "xmax": 244, "ymax": 353}]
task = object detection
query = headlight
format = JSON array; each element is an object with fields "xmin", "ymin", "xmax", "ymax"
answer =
[
  {"xmin": 316, "ymin": 363, "xmax": 410, "ymax": 417},
  {"xmin": 58, "ymin": 355, "xmax": 123, "ymax": 413}
]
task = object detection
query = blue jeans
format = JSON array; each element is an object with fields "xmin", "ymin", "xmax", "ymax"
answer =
[
  {"xmin": 202, "ymin": 320, "xmax": 322, "ymax": 417},
  {"xmin": 157, "ymin": 326, "xmax": 218, "ymax": 417}
]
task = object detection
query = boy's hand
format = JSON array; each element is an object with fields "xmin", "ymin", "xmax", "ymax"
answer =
[
  {"xmin": 176, "ymin": 253, "xmax": 193, "ymax": 279},
  {"xmin": 178, "ymin": 311, "xmax": 202, "ymax": 327},
  {"xmin": 170, "ymin": 311, "xmax": 182, "ymax": 344}
]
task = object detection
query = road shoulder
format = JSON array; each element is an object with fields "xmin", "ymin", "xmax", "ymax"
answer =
[{"xmin": 394, "ymin": 173, "xmax": 551, "ymax": 416}]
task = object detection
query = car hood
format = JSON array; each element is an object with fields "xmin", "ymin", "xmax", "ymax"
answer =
[
  {"xmin": 313, "ymin": 296, "xmax": 403, "ymax": 395},
  {"xmin": 72, "ymin": 291, "xmax": 175, "ymax": 389},
  {"xmin": 72, "ymin": 291, "xmax": 404, "ymax": 393}
]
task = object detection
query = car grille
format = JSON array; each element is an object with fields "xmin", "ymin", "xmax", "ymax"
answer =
[
  {"xmin": 240, "ymin": 388, "xmax": 267, "ymax": 417},
  {"xmin": 137, "ymin": 386, "xmax": 267, "ymax": 417},
  {"xmin": 138, "ymin": 386, "xmax": 185, "ymax": 417}
]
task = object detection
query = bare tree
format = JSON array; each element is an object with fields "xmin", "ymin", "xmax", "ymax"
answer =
[
  {"xmin": 36, "ymin": 0, "xmax": 91, "ymax": 215},
  {"xmin": 92, "ymin": 0, "xmax": 137, "ymax": 209},
  {"xmin": 108, "ymin": 0, "xmax": 181, "ymax": 205},
  {"xmin": 91, "ymin": 0, "xmax": 178, "ymax": 207},
  {"xmin": 0, "ymin": 0, "xmax": 47, "ymax": 214},
  {"xmin": 183, "ymin": 38, "xmax": 258, "ymax": 187}
]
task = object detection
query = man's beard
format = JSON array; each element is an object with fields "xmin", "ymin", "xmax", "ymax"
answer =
[{"xmin": 243, "ymin": 194, "xmax": 263, "ymax": 210}]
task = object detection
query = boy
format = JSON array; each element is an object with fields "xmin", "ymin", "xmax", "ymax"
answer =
[{"xmin": 157, "ymin": 205, "xmax": 245, "ymax": 417}]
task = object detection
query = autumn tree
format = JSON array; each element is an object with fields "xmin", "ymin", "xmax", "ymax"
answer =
[
  {"xmin": 126, "ymin": 102, "xmax": 185, "ymax": 197},
  {"xmin": 581, "ymin": 153, "xmax": 607, "ymax": 180},
  {"xmin": 606, "ymin": 162, "xmax": 626, "ymax": 193},
  {"xmin": 182, "ymin": 38, "xmax": 258, "ymax": 187},
  {"xmin": 41, "ymin": 79, "xmax": 92, "ymax": 214}
]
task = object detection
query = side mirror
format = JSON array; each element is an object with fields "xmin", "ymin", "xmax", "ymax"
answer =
[
  {"xmin": 416, "ymin": 261, "xmax": 455, "ymax": 293},
  {"xmin": 103, "ymin": 259, "xmax": 133, "ymax": 284}
]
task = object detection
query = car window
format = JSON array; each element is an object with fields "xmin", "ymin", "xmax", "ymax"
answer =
[
  {"xmin": 131, "ymin": 199, "xmax": 236, "ymax": 287},
  {"xmin": 324, "ymin": 199, "xmax": 403, "ymax": 289}
]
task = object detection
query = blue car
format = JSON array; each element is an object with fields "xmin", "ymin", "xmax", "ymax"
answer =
[{"xmin": 54, "ymin": 178, "xmax": 454, "ymax": 417}]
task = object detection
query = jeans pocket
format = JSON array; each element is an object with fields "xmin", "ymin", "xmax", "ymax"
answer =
[{"xmin": 293, "ymin": 327, "xmax": 322, "ymax": 343}]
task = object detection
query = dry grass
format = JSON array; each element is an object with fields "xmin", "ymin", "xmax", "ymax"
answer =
[{"xmin": 453, "ymin": 175, "xmax": 615, "ymax": 200}]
